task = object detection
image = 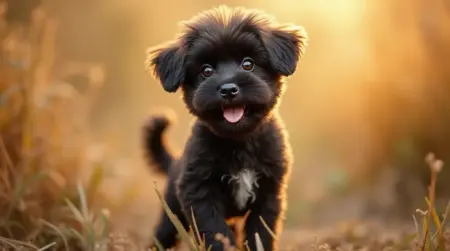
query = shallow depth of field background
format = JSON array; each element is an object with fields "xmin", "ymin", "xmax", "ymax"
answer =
[{"xmin": 1, "ymin": 0, "xmax": 450, "ymax": 249}]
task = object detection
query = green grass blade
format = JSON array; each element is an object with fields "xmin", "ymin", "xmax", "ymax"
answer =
[
  {"xmin": 65, "ymin": 198, "xmax": 85, "ymax": 224},
  {"xmin": 6, "ymin": 170, "xmax": 47, "ymax": 219},
  {"xmin": 77, "ymin": 183, "xmax": 89, "ymax": 219},
  {"xmin": 69, "ymin": 228, "xmax": 86, "ymax": 248},
  {"xmin": 86, "ymin": 165, "xmax": 104, "ymax": 204},
  {"xmin": 98, "ymin": 210, "xmax": 111, "ymax": 243},
  {"xmin": 40, "ymin": 219, "xmax": 70, "ymax": 251}
]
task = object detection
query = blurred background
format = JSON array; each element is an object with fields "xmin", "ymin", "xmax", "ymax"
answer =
[{"xmin": 1, "ymin": 0, "xmax": 450, "ymax": 249}]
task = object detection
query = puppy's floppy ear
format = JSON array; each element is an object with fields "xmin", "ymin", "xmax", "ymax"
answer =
[
  {"xmin": 146, "ymin": 42, "xmax": 185, "ymax": 93},
  {"xmin": 261, "ymin": 24, "xmax": 308, "ymax": 76}
]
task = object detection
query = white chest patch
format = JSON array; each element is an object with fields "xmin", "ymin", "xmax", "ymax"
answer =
[{"xmin": 222, "ymin": 169, "xmax": 260, "ymax": 210}]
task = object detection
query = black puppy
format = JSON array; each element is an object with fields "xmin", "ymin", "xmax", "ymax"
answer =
[{"xmin": 144, "ymin": 5, "xmax": 307, "ymax": 251}]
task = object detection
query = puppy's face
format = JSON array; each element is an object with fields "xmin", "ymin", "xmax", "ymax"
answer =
[{"xmin": 147, "ymin": 6, "xmax": 308, "ymax": 137}]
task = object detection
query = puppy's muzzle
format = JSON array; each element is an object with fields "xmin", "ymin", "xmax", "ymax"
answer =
[{"xmin": 219, "ymin": 83, "xmax": 239, "ymax": 100}]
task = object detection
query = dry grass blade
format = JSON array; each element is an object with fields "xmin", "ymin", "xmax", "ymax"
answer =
[
  {"xmin": 259, "ymin": 216, "xmax": 277, "ymax": 240},
  {"xmin": 254, "ymin": 233, "xmax": 264, "ymax": 251},
  {"xmin": 77, "ymin": 183, "xmax": 89, "ymax": 219},
  {"xmin": 153, "ymin": 182, "xmax": 198, "ymax": 251},
  {"xmin": 413, "ymin": 214, "xmax": 420, "ymax": 240},
  {"xmin": 0, "ymin": 4, "xmax": 111, "ymax": 250},
  {"xmin": 419, "ymin": 210, "xmax": 430, "ymax": 251},
  {"xmin": 6, "ymin": 170, "xmax": 47, "ymax": 219},
  {"xmin": 98, "ymin": 209, "xmax": 111, "ymax": 244},
  {"xmin": 65, "ymin": 186, "xmax": 103, "ymax": 250},
  {"xmin": 426, "ymin": 197, "xmax": 446, "ymax": 250},
  {"xmin": 430, "ymin": 201, "xmax": 450, "ymax": 251},
  {"xmin": 0, "ymin": 236, "xmax": 19, "ymax": 250},
  {"xmin": 68, "ymin": 228, "xmax": 86, "ymax": 246},
  {"xmin": 86, "ymin": 166, "xmax": 104, "ymax": 205},
  {"xmin": 391, "ymin": 233, "xmax": 418, "ymax": 250},
  {"xmin": 151, "ymin": 236, "xmax": 165, "ymax": 251},
  {"xmin": 441, "ymin": 202, "xmax": 450, "ymax": 229},
  {"xmin": 40, "ymin": 219, "xmax": 70, "ymax": 251},
  {"xmin": 191, "ymin": 207, "xmax": 205, "ymax": 249},
  {"xmin": 425, "ymin": 198, "xmax": 441, "ymax": 232},
  {"xmin": 0, "ymin": 236, "xmax": 40, "ymax": 250},
  {"xmin": 65, "ymin": 198, "xmax": 85, "ymax": 224},
  {"xmin": 244, "ymin": 240, "xmax": 251, "ymax": 251},
  {"xmin": 419, "ymin": 153, "xmax": 439, "ymax": 251},
  {"xmin": 0, "ymin": 135, "xmax": 14, "ymax": 173},
  {"xmin": 75, "ymin": 184, "xmax": 99, "ymax": 249},
  {"xmin": 37, "ymin": 242, "xmax": 57, "ymax": 251}
]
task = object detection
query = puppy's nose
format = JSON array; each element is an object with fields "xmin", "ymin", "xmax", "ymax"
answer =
[{"xmin": 219, "ymin": 83, "xmax": 239, "ymax": 99}]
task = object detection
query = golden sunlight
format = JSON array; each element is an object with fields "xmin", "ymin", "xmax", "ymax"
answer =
[{"xmin": 1, "ymin": 0, "xmax": 450, "ymax": 249}]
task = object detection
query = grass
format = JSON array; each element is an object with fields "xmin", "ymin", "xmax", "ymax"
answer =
[
  {"xmin": 150, "ymin": 153, "xmax": 450, "ymax": 251},
  {"xmin": 1, "ymin": 3, "xmax": 114, "ymax": 250}
]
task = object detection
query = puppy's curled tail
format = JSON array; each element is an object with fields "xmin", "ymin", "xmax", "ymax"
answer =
[{"xmin": 142, "ymin": 113, "xmax": 175, "ymax": 175}]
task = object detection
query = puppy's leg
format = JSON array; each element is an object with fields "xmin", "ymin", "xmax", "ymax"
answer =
[
  {"xmin": 179, "ymin": 175, "xmax": 236, "ymax": 250},
  {"xmin": 188, "ymin": 202, "xmax": 236, "ymax": 250},
  {"xmin": 245, "ymin": 193, "xmax": 284, "ymax": 251},
  {"xmin": 151, "ymin": 182, "xmax": 188, "ymax": 249}
]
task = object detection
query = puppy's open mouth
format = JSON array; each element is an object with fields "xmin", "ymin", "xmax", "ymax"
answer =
[{"xmin": 222, "ymin": 105, "xmax": 245, "ymax": 123}]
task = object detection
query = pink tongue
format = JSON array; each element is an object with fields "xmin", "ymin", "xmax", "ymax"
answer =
[{"xmin": 223, "ymin": 107, "xmax": 244, "ymax": 123}]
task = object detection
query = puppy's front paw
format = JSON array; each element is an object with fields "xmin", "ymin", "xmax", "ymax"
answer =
[{"xmin": 201, "ymin": 231, "xmax": 236, "ymax": 251}]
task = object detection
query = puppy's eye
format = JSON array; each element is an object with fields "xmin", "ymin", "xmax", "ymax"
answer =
[
  {"xmin": 201, "ymin": 64, "xmax": 214, "ymax": 78},
  {"xmin": 241, "ymin": 57, "xmax": 255, "ymax": 71}
]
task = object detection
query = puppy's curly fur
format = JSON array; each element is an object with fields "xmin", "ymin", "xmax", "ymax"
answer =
[{"xmin": 144, "ymin": 6, "xmax": 307, "ymax": 251}]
